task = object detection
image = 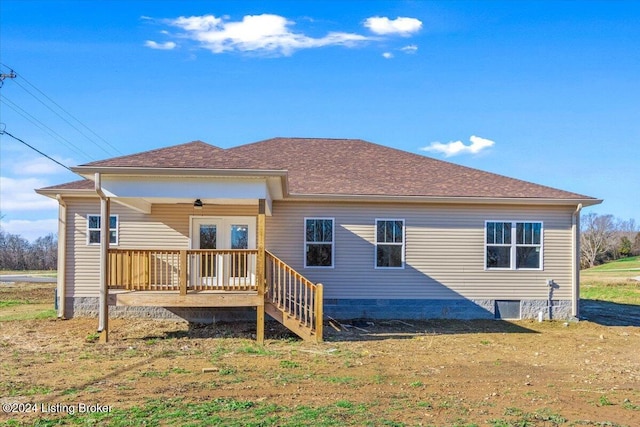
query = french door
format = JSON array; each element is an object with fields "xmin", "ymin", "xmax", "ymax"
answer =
[{"xmin": 191, "ymin": 217, "xmax": 256, "ymax": 287}]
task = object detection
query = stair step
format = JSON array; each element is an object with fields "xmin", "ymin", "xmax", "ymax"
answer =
[{"xmin": 265, "ymin": 302, "xmax": 317, "ymax": 342}]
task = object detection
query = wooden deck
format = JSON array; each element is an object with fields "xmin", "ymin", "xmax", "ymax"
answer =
[{"xmin": 107, "ymin": 248, "xmax": 323, "ymax": 342}]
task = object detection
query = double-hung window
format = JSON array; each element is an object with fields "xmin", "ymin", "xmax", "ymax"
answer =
[
  {"xmin": 375, "ymin": 219, "xmax": 405, "ymax": 268},
  {"xmin": 304, "ymin": 218, "xmax": 334, "ymax": 268},
  {"xmin": 87, "ymin": 214, "xmax": 118, "ymax": 245},
  {"xmin": 486, "ymin": 221, "xmax": 542, "ymax": 270}
]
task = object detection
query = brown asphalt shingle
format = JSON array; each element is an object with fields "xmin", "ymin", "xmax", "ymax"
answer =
[{"xmin": 46, "ymin": 138, "xmax": 595, "ymax": 200}]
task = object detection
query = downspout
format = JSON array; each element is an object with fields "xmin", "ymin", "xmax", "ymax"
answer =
[
  {"xmin": 571, "ymin": 203, "xmax": 583, "ymax": 319},
  {"xmin": 55, "ymin": 195, "xmax": 67, "ymax": 318},
  {"xmin": 94, "ymin": 173, "xmax": 110, "ymax": 341}
]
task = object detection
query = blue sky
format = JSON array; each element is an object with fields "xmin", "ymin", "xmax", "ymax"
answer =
[{"xmin": 1, "ymin": 1, "xmax": 638, "ymax": 241}]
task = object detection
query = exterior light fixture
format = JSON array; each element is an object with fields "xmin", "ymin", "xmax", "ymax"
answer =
[{"xmin": 193, "ymin": 199, "xmax": 203, "ymax": 209}]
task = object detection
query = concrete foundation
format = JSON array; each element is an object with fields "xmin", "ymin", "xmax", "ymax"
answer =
[{"xmin": 67, "ymin": 297, "xmax": 573, "ymax": 323}]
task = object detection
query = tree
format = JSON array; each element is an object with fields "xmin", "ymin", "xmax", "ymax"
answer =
[
  {"xmin": 0, "ymin": 233, "xmax": 30, "ymax": 270},
  {"xmin": 27, "ymin": 234, "xmax": 58, "ymax": 270},
  {"xmin": 619, "ymin": 236, "xmax": 632, "ymax": 258},
  {"xmin": 0, "ymin": 227, "xmax": 57, "ymax": 271},
  {"xmin": 580, "ymin": 213, "xmax": 616, "ymax": 268},
  {"xmin": 633, "ymin": 232, "xmax": 640, "ymax": 256}
]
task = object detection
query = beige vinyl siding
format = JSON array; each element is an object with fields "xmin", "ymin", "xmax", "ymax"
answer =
[
  {"xmin": 65, "ymin": 197, "xmax": 257, "ymax": 297},
  {"xmin": 266, "ymin": 201, "xmax": 574, "ymax": 301}
]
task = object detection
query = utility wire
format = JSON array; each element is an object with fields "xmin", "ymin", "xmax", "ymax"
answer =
[
  {"xmin": 0, "ymin": 62, "xmax": 123, "ymax": 157},
  {"xmin": 0, "ymin": 128, "xmax": 74, "ymax": 173},
  {"xmin": 10, "ymin": 78, "xmax": 116, "ymax": 158},
  {"xmin": 12, "ymin": 76, "xmax": 123, "ymax": 156},
  {"xmin": 1, "ymin": 96, "xmax": 94, "ymax": 161}
]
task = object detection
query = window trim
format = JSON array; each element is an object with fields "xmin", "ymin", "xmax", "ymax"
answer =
[
  {"xmin": 484, "ymin": 220, "xmax": 543, "ymax": 271},
  {"xmin": 375, "ymin": 218, "xmax": 405, "ymax": 270},
  {"xmin": 87, "ymin": 214, "xmax": 119, "ymax": 246},
  {"xmin": 303, "ymin": 217, "xmax": 335, "ymax": 269}
]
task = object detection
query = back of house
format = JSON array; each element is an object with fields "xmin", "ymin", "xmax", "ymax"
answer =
[{"xmin": 37, "ymin": 137, "xmax": 601, "ymax": 339}]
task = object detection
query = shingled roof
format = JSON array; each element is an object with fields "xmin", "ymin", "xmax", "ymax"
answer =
[{"xmin": 43, "ymin": 137, "xmax": 596, "ymax": 201}]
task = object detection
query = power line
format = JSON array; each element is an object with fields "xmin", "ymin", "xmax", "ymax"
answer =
[
  {"xmin": 1, "ymin": 96, "xmax": 95, "ymax": 161},
  {"xmin": 0, "ymin": 128, "xmax": 74, "ymax": 173},
  {"xmin": 0, "ymin": 62, "xmax": 123, "ymax": 157},
  {"xmin": 10, "ymin": 78, "xmax": 117, "ymax": 158},
  {"xmin": 13, "ymin": 76, "xmax": 123, "ymax": 156}
]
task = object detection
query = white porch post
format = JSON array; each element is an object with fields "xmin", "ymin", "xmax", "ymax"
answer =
[
  {"xmin": 95, "ymin": 173, "xmax": 110, "ymax": 343},
  {"xmin": 572, "ymin": 204, "xmax": 583, "ymax": 318}
]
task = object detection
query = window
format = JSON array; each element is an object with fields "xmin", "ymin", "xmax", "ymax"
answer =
[
  {"xmin": 376, "ymin": 219, "xmax": 404, "ymax": 268},
  {"xmin": 486, "ymin": 221, "xmax": 542, "ymax": 270},
  {"xmin": 87, "ymin": 215, "xmax": 118, "ymax": 245},
  {"xmin": 304, "ymin": 218, "xmax": 334, "ymax": 267}
]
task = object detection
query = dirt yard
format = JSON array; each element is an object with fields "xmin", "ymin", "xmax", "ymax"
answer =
[{"xmin": 1, "ymin": 283, "xmax": 639, "ymax": 426}]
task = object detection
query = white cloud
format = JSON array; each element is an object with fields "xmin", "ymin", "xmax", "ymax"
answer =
[
  {"xmin": 0, "ymin": 177, "xmax": 58, "ymax": 212},
  {"xmin": 0, "ymin": 219, "xmax": 58, "ymax": 242},
  {"xmin": 159, "ymin": 14, "xmax": 370, "ymax": 56},
  {"xmin": 12, "ymin": 156, "xmax": 74, "ymax": 176},
  {"xmin": 421, "ymin": 135, "xmax": 495, "ymax": 157},
  {"xmin": 145, "ymin": 40, "xmax": 177, "ymax": 50},
  {"xmin": 364, "ymin": 16, "xmax": 422, "ymax": 36},
  {"xmin": 401, "ymin": 44, "xmax": 418, "ymax": 53},
  {"xmin": 382, "ymin": 52, "xmax": 394, "ymax": 59}
]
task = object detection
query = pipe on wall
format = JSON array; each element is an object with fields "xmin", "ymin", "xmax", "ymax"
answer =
[{"xmin": 55, "ymin": 194, "xmax": 67, "ymax": 318}]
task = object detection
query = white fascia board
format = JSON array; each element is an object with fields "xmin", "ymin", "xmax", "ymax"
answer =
[
  {"xmin": 286, "ymin": 193, "xmax": 603, "ymax": 207},
  {"xmin": 35, "ymin": 188, "xmax": 95, "ymax": 199}
]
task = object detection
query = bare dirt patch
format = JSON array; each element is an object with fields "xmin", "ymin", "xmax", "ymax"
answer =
[{"xmin": 1, "ymin": 313, "xmax": 639, "ymax": 426}]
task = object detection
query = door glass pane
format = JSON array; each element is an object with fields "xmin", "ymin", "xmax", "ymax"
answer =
[
  {"xmin": 199, "ymin": 225, "xmax": 217, "ymax": 278},
  {"xmin": 231, "ymin": 225, "xmax": 249, "ymax": 277},
  {"xmin": 231, "ymin": 225, "xmax": 248, "ymax": 249},
  {"xmin": 199, "ymin": 225, "xmax": 217, "ymax": 249}
]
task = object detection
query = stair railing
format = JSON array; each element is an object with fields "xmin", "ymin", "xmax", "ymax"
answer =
[{"xmin": 265, "ymin": 251, "xmax": 323, "ymax": 340}]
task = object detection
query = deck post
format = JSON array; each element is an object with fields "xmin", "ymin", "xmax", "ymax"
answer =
[
  {"xmin": 256, "ymin": 199, "xmax": 266, "ymax": 345},
  {"xmin": 180, "ymin": 250, "xmax": 188, "ymax": 295},
  {"xmin": 96, "ymin": 173, "xmax": 110, "ymax": 343},
  {"xmin": 315, "ymin": 283, "xmax": 323, "ymax": 342}
]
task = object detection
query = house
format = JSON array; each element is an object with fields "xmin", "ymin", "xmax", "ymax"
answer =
[{"xmin": 37, "ymin": 137, "xmax": 601, "ymax": 342}]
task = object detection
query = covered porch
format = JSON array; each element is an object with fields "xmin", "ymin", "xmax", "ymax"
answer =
[{"xmin": 71, "ymin": 167, "xmax": 322, "ymax": 344}]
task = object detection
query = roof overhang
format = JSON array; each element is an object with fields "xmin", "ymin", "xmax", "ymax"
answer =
[{"xmin": 38, "ymin": 166, "xmax": 602, "ymax": 210}]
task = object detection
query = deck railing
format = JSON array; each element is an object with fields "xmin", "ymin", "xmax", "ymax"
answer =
[
  {"xmin": 265, "ymin": 251, "xmax": 323, "ymax": 339},
  {"xmin": 108, "ymin": 249, "xmax": 258, "ymax": 292}
]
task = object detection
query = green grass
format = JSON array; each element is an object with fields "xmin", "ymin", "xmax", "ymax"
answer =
[
  {"xmin": 0, "ymin": 396, "xmax": 583, "ymax": 427},
  {"xmin": 0, "ymin": 308, "xmax": 56, "ymax": 322},
  {"xmin": 0, "ymin": 398, "xmax": 387, "ymax": 427},
  {"xmin": 581, "ymin": 281, "xmax": 640, "ymax": 305},
  {"xmin": 581, "ymin": 256, "xmax": 640, "ymax": 305},
  {"xmin": 0, "ymin": 300, "xmax": 24, "ymax": 308},
  {"xmin": 586, "ymin": 255, "xmax": 640, "ymax": 271}
]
